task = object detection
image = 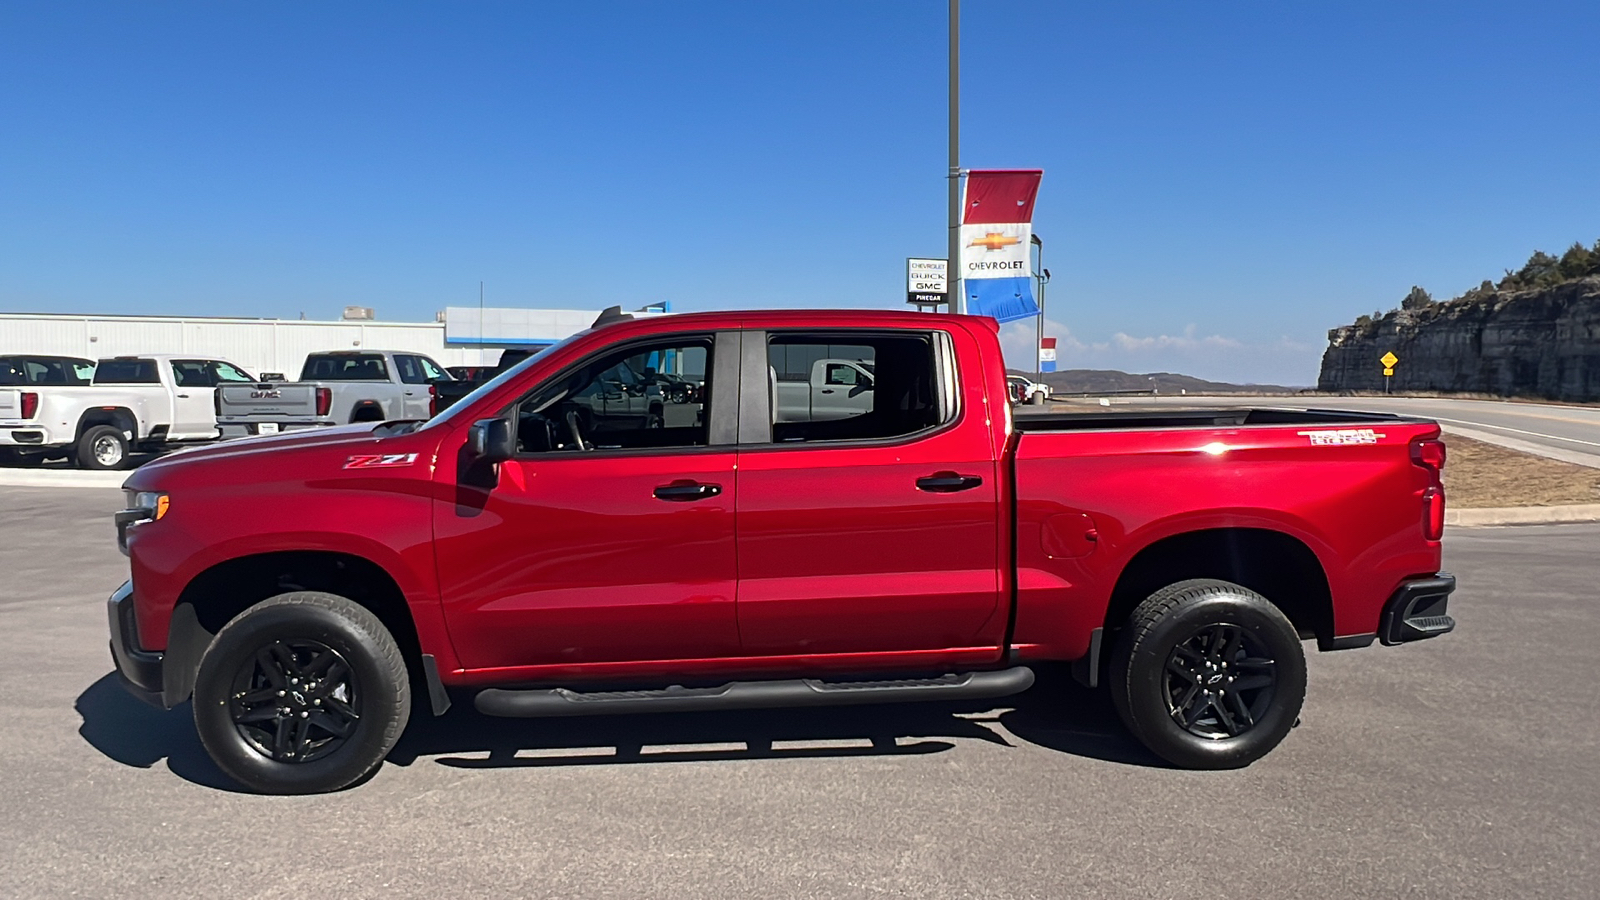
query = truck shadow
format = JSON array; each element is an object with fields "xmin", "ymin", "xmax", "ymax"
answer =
[
  {"xmin": 74, "ymin": 673, "xmax": 240, "ymax": 791},
  {"xmin": 74, "ymin": 665, "xmax": 1168, "ymax": 792}
]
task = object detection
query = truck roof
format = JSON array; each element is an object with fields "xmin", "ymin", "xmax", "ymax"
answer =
[{"xmin": 591, "ymin": 308, "xmax": 1002, "ymax": 333}]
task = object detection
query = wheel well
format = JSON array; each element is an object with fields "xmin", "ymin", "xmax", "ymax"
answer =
[
  {"xmin": 176, "ymin": 551, "xmax": 422, "ymax": 671},
  {"xmin": 1103, "ymin": 528, "xmax": 1333, "ymax": 644},
  {"xmin": 76, "ymin": 407, "xmax": 138, "ymax": 440},
  {"xmin": 349, "ymin": 402, "xmax": 385, "ymax": 423}
]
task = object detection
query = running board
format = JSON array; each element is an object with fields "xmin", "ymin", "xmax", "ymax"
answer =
[{"xmin": 474, "ymin": 667, "xmax": 1035, "ymax": 718}]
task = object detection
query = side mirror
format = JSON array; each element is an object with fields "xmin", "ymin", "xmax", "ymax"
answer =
[{"xmin": 467, "ymin": 417, "xmax": 516, "ymax": 464}]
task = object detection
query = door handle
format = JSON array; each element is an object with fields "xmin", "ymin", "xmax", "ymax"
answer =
[
  {"xmin": 915, "ymin": 472, "xmax": 983, "ymax": 493},
  {"xmin": 820, "ymin": 388, "xmax": 835, "ymax": 394},
  {"xmin": 653, "ymin": 481, "xmax": 723, "ymax": 502},
  {"xmin": 176, "ymin": 394, "xmax": 190, "ymax": 399}
]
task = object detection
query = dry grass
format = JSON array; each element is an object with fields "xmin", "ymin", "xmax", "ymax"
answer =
[{"xmin": 1442, "ymin": 436, "xmax": 1600, "ymax": 508}]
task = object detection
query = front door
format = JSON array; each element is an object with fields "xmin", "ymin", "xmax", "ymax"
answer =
[
  {"xmin": 168, "ymin": 359, "xmax": 219, "ymax": 439},
  {"xmin": 734, "ymin": 329, "xmax": 1005, "ymax": 657},
  {"xmin": 394, "ymin": 354, "xmax": 447, "ymax": 419},
  {"xmin": 434, "ymin": 334, "xmax": 739, "ymax": 673}
]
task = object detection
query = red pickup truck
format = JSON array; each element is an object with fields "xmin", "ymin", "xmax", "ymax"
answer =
[{"xmin": 108, "ymin": 309, "xmax": 1455, "ymax": 794}]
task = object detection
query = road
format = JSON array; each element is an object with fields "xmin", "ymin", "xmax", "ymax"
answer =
[
  {"xmin": 1086, "ymin": 395, "xmax": 1600, "ymax": 468},
  {"xmin": 1, "ymin": 485, "xmax": 1596, "ymax": 899}
]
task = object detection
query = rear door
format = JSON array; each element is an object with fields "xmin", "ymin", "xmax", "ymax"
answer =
[{"xmin": 733, "ymin": 327, "xmax": 1006, "ymax": 657}]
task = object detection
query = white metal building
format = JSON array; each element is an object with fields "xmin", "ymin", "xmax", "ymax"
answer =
[{"xmin": 0, "ymin": 305, "xmax": 664, "ymax": 378}]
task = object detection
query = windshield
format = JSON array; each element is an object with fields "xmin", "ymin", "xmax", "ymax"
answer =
[{"xmin": 421, "ymin": 333, "xmax": 587, "ymax": 429}]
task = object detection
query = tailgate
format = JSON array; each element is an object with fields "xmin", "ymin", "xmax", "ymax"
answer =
[
  {"xmin": 217, "ymin": 383, "xmax": 319, "ymax": 419},
  {"xmin": 0, "ymin": 389, "xmax": 17, "ymax": 420}
]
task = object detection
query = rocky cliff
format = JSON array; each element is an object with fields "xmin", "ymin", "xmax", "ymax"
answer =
[{"xmin": 1318, "ymin": 276, "xmax": 1600, "ymax": 401}]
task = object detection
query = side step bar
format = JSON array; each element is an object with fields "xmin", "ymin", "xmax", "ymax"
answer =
[{"xmin": 475, "ymin": 667, "xmax": 1035, "ymax": 719}]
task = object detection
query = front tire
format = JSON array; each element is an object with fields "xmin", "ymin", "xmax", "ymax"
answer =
[
  {"xmin": 76, "ymin": 425, "xmax": 129, "ymax": 470},
  {"xmin": 1109, "ymin": 579, "xmax": 1306, "ymax": 769},
  {"xmin": 193, "ymin": 592, "xmax": 411, "ymax": 794}
]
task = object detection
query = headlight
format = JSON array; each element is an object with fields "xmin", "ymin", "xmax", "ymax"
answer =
[
  {"xmin": 122, "ymin": 491, "xmax": 170, "ymax": 521},
  {"xmin": 115, "ymin": 491, "xmax": 170, "ymax": 556}
]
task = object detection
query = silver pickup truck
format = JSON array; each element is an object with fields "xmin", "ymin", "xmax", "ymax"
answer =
[{"xmin": 215, "ymin": 350, "xmax": 453, "ymax": 435}]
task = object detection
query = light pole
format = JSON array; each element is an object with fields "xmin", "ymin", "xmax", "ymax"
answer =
[
  {"xmin": 948, "ymin": 0, "xmax": 963, "ymax": 314},
  {"xmin": 1031, "ymin": 234, "xmax": 1049, "ymax": 380}
]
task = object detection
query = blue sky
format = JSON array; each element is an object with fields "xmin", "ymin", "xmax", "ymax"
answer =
[{"xmin": 2, "ymin": 1, "xmax": 1596, "ymax": 384}]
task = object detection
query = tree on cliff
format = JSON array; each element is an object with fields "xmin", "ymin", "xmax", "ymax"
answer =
[
  {"xmin": 1401, "ymin": 286, "xmax": 1434, "ymax": 310},
  {"xmin": 1498, "ymin": 242, "xmax": 1600, "ymax": 291}
]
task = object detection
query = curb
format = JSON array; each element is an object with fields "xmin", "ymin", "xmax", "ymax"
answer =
[
  {"xmin": 1447, "ymin": 503, "xmax": 1600, "ymax": 527},
  {"xmin": 1438, "ymin": 425, "xmax": 1600, "ymax": 470},
  {"xmin": 0, "ymin": 470, "xmax": 126, "ymax": 489}
]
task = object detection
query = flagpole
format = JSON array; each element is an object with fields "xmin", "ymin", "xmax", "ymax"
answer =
[{"xmin": 948, "ymin": 0, "xmax": 963, "ymax": 315}]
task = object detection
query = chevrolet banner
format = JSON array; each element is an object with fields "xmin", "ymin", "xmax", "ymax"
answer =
[{"xmin": 960, "ymin": 169, "xmax": 1042, "ymax": 323}]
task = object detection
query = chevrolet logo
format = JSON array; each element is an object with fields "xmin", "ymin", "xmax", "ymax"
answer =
[{"xmin": 968, "ymin": 232, "xmax": 1020, "ymax": 251}]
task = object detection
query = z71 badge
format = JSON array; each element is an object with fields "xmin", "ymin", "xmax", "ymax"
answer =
[{"xmin": 344, "ymin": 453, "xmax": 418, "ymax": 469}]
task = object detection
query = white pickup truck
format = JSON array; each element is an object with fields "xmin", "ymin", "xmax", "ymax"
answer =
[
  {"xmin": 215, "ymin": 350, "xmax": 453, "ymax": 435},
  {"xmin": 0, "ymin": 354, "xmax": 254, "ymax": 469},
  {"xmin": 773, "ymin": 357, "xmax": 875, "ymax": 424}
]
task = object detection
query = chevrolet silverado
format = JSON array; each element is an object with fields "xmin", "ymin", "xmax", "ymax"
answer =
[{"xmin": 107, "ymin": 309, "xmax": 1455, "ymax": 793}]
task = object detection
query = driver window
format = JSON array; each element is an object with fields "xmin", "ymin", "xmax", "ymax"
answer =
[
  {"xmin": 516, "ymin": 338, "xmax": 712, "ymax": 453},
  {"xmin": 824, "ymin": 363, "xmax": 860, "ymax": 386},
  {"xmin": 171, "ymin": 360, "xmax": 214, "ymax": 388}
]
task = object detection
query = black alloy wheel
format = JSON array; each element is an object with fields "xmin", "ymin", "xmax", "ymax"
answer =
[
  {"xmin": 228, "ymin": 639, "xmax": 362, "ymax": 763},
  {"xmin": 193, "ymin": 591, "xmax": 411, "ymax": 794},
  {"xmin": 1162, "ymin": 624, "xmax": 1277, "ymax": 739},
  {"xmin": 1109, "ymin": 579, "xmax": 1306, "ymax": 770}
]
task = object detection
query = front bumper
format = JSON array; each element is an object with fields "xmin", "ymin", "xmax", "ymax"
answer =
[
  {"xmin": 107, "ymin": 580, "xmax": 165, "ymax": 708},
  {"xmin": 1379, "ymin": 573, "xmax": 1457, "ymax": 645}
]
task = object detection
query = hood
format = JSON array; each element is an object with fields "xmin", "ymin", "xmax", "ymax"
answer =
[{"xmin": 122, "ymin": 422, "xmax": 437, "ymax": 491}]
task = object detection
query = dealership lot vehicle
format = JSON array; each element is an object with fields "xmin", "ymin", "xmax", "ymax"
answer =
[
  {"xmin": 1, "ymin": 354, "xmax": 252, "ymax": 469},
  {"xmin": 216, "ymin": 349, "xmax": 453, "ymax": 435},
  {"xmin": 1007, "ymin": 373, "xmax": 1051, "ymax": 403},
  {"xmin": 434, "ymin": 347, "xmax": 540, "ymax": 412},
  {"xmin": 774, "ymin": 356, "xmax": 875, "ymax": 422},
  {"xmin": 108, "ymin": 309, "xmax": 1454, "ymax": 794}
]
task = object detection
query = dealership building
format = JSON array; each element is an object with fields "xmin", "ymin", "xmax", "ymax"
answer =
[{"xmin": 0, "ymin": 304, "xmax": 667, "ymax": 377}]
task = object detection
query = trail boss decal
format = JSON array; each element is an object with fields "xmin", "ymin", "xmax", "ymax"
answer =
[
  {"xmin": 1297, "ymin": 428, "xmax": 1385, "ymax": 446},
  {"xmin": 344, "ymin": 453, "xmax": 418, "ymax": 469}
]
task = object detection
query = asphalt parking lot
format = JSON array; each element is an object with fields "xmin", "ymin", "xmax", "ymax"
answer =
[{"xmin": 1, "ymin": 486, "xmax": 1596, "ymax": 899}]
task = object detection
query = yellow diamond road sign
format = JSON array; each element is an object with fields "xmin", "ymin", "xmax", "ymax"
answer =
[{"xmin": 1380, "ymin": 351, "xmax": 1399, "ymax": 368}]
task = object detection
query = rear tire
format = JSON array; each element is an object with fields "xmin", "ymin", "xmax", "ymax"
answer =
[
  {"xmin": 192, "ymin": 591, "xmax": 411, "ymax": 794},
  {"xmin": 1109, "ymin": 579, "xmax": 1305, "ymax": 769},
  {"xmin": 76, "ymin": 425, "xmax": 129, "ymax": 470}
]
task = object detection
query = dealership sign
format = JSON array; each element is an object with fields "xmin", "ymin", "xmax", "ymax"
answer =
[{"xmin": 906, "ymin": 258, "xmax": 948, "ymax": 305}]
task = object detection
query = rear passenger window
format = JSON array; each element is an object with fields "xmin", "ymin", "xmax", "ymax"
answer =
[
  {"xmin": 94, "ymin": 359, "xmax": 160, "ymax": 385},
  {"xmin": 766, "ymin": 334, "xmax": 944, "ymax": 443}
]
